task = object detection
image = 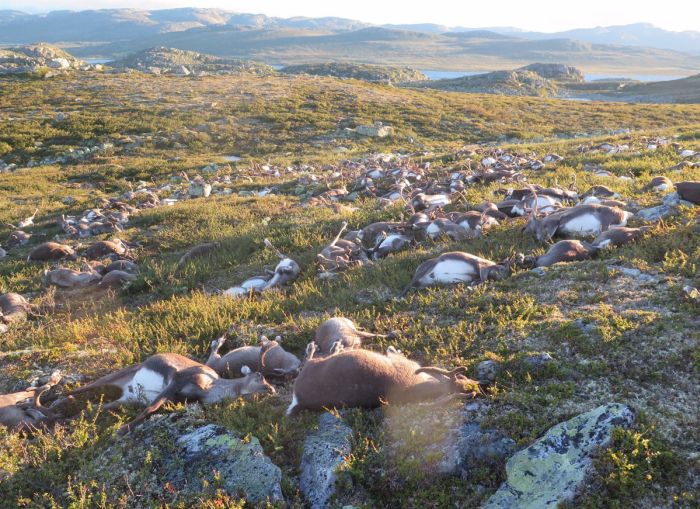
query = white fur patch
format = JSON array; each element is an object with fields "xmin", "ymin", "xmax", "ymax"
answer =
[
  {"xmin": 276, "ymin": 259, "xmax": 296, "ymax": 271},
  {"xmin": 118, "ymin": 368, "xmax": 166, "ymax": 404},
  {"xmin": 241, "ymin": 277, "xmax": 268, "ymax": 290},
  {"xmin": 596, "ymin": 239, "xmax": 612, "ymax": 249},
  {"xmin": 286, "ymin": 393, "xmax": 298, "ymax": 416},
  {"xmin": 419, "ymin": 260, "xmax": 476, "ymax": 286},
  {"xmin": 561, "ymin": 214, "xmax": 602, "ymax": 236},
  {"xmin": 378, "ymin": 234, "xmax": 404, "ymax": 248}
]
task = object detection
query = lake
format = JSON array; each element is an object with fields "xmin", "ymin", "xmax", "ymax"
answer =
[{"xmin": 420, "ymin": 69, "xmax": 688, "ymax": 82}]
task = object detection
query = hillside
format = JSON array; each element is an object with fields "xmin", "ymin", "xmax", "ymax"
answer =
[
  {"xmin": 281, "ymin": 62, "xmax": 426, "ymax": 83},
  {"xmin": 65, "ymin": 25, "xmax": 700, "ymax": 75},
  {"xmin": 566, "ymin": 73, "xmax": 700, "ymax": 103},
  {"xmin": 0, "ymin": 44, "xmax": 90, "ymax": 75},
  {"xmin": 0, "ymin": 71, "xmax": 699, "ymax": 508},
  {"xmin": 109, "ymin": 46, "xmax": 275, "ymax": 76},
  {"xmin": 409, "ymin": 63, "xmax": 584, "ymax": 97}
]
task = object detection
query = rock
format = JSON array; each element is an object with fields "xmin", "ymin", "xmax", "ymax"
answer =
[
  {"xmin": 0, "ymin": 323, "xmax": 8, "ymax": 335},
  {"xmin": 85, "ymin": 410, "xmax": 282, "ymax": 504},
  {"xmin": 483, "ymin": 403, "xmax": 634, "ymax": 509},
  {"xmin": 637, "ymin": 204, "xmax": 676, "ymax": 221},
  {"xmin": 188, "ymin": 182, "xmax": 212, "ymax": 198},
  {"xmin": 530, "ymin": 267, "xmax": 546, "ymax": 276},
  {"xmin": 524, "ymin": 352, "xmax": 554, "ymax": 368},
  {"xmin": 607, "ymin": 266, "xmax": 656, "ymax": 282},
  {"xmin": 476, "ymin": 360, "xmax": 501, "ymax": 382},
  {"xmin": 682, "ymin": 285, "xmax": 700, "ymax": 303},
  {"xmin": 300, "ymin": 412, "xmax": 353, "ymax": 509},
  {"xmin": 438, "ymin": 422, "xmax": 516, "ymax": 475}
]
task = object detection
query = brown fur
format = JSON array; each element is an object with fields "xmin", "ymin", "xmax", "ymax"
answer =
[
  {"xmin": 314, "ymin": 317, "xmax": 386, "ymax": 354},
  {"xmin": 288, "ymin": 349, "xmax": 478, "ymax": 415},
  {"xmin": 0, "ymin": 293, "xmax": 30, "ymax": 324},
  {"xmin": 28, "ymin": 242, "xmax": 76, "ymax": 262},
  {"xmin": 178, "ymin": 242, "xmax": 220, "ymax": 267}
]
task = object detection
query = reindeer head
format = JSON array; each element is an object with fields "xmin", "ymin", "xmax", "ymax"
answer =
[
  {"xmin": 415, "ymin": 366, "xmax": 481, "ymax": 397},
  {"xmin": 240, "ymin": 365, "xmax": 276, "ymax": 395}
]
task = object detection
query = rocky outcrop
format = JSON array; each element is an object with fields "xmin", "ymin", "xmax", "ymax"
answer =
[
  {"xmin": 84, "ymin": 409, "xmax": 283, "ymax": 504},
  {"xmin": 408, "ymin": 62, "xmax": 585, "ymax": 97},
  {"xmin": 109, "ymin": 47, "xmax": 274, "ymax": 76},
  {"xmin": 483, "ymin": 403, "xmax": 634, "ymax": 509},
  {"xmin": 0, "ymin": 44, "xmax": 90, "ymax": 75},
  {"xmin": 300, "ymin": 412, "xmax": 353, "ymax": 509},
  {"xmin": 520, "ymin": 63, "xmax": 585, "ymax": 82},
  {"xmin": 282, "ymin": 62, "xmax": 426, "ymax": 84}
]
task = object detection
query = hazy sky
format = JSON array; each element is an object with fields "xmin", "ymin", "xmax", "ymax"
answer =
[{"xmin": 8, "ymin": 0, "xmax": 700, "ymax": 33}]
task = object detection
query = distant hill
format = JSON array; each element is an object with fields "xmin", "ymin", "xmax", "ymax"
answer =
[
  {"xmin": 511, "ymin": 23, "xmax": 700, "ymax": 56},
  {"xmin": 1, "ymin": 10, "xmax": 699, "ymax": 75},
  {"xmin": 109, "ymin": 47, "xmax": 274, "ymax": 76},
  {"xmin": 408, "ymin": 63, "xmax": 584, "ymax": 97},
  {"xmin": 281, "ymin": 62, "xmax": 426, "ymax": 83},
  {"xmin": 60, "ymin": 25, "xmax": 700, "ymax": 76},
  {"xmin": 0, "ymin": 43, "xmax": 89, "ymax": 75}
]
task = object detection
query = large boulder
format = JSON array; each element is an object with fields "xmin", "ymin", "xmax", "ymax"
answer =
[
  {"xmin": 483, "ymin": 403, "xmax": 634, "ymax": 509},
  {"xmin": 300, "ymin": 412, "xmax": 353, "ymax": 509},
  {"xmin": 84, "ymin": 409, "xmax": 283, "ymax": 504}
]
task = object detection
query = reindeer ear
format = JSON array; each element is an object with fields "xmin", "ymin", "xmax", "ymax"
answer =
[{"xmin": 241, "ymin": 365, "xmax": 252, "ymax": 375}]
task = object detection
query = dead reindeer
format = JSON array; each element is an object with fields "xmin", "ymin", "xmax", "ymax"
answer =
[
  {"xmin": 177, "ymin": 242, "xmax": 221, "ymax": 268},
  {"xmin": 67, "ymin": 353, "xmax": 276, "ymax": 435},
  {"xmin": 423, "ymin": 218, "xmax": 472, "ymax": 242},
  {"xmin": 580, "ymin": 196, "xmax": 628, "ymax": 208},
  {"xmin": 314, "ymin": 317, "xmax": 387, "ymax": 355},
  {"xmin": 99, "ymin": 270, "xmax": 137, "ymax": 289},
  {"xmin": 523, "ymin": 204, "xmax": 632, "ymax": 242},
  {"xmin": 261, "ymin": 239, "xmax": 300, "ymax": 290},
  {"xmin": 676, "ymin": 181, "xmax": 700, "ymax": 204},
  {"xmin": 582, "ymin": 185, "xmax": 620, "ymax": 200},
  {"xmin": 370, "ymin": 231, "xmax": 414, "ymax": 259},
  {"xmin": 356, "ymin": 222, "xmax": 408, "ymax": 248},
  {"xmin": 0, "ymin": 292, "xmax": 31, "ymax": 324},
  {"xmin": 591, "ymin": 226, "xmax": 652, "ymax": 249},
  {"xmin": 474, "ymin": 202, "xmax": 509, "ymax": 221},
  {"xmin": 8, "ymin": 208, "xmax": 39, "ymax": 230},
  {"xmin": 511, "ymin": 194, "xmax": 563, "ymax": 216},
  {"xmin": 105, "ymin": 260, "xmax": 138, "ymax": 273},
  {"xmin": 84, "ymin": 239, "xmax": 131, "ymax": 260},
  {"xmin": 401, "ymin": 252, "xmax": 511, "ymax": 297},
  {"xmin": 0, "ymin": 371, "xmax": 62, "ymax": 431},
  {"xmin": 7, "ymin": 230, "xmax": 32, "ymax": 247},
  {"xmin": 642, "ymin": 176, "xmax": 674, "ymax": 193},
  {"xmin": 317, "ymin": 221, "xmax": 370, "ymax": 272},
  {"xmin": 521, "ymin": 240, "xmax": 598, "ymax": 268},
  {"xmin": 28, "ymin": 242, "xmax": 77, "ymax": 262},
  {"xmin": 45, "ymin": 267, "xmax": 102, "ymax": 288},
  {"xmin": 223, "ymin": 240, "xmax": 300, "ymax": 297},
  {"xmin": 207, "ymin": 335, "xmax": 301, "ymax": 379},
  {"xmin": 411, "ymin": 192, "xmax": 451, "ymax": 212},
  {"xmin": 287, "ymin": 347, "xmax": 480, "ymax": 416},
  {"xmin": 447, "ymin": 211, "xmax": 499, "ymax": 237}
]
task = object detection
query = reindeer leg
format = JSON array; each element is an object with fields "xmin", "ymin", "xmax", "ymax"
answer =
[{"xmin": 116, "ymin": 383, "xmax": 181, "ymax": 435}]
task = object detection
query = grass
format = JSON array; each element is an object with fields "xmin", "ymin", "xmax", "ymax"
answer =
[{"xmin": 0, "ymin": 72, "xmax": 699, "ymax": 508}]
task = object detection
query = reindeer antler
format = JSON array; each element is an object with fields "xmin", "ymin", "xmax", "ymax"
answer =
[{"xmin": 264, "ymin": 238, "xmax": 286, "ymax": 260}]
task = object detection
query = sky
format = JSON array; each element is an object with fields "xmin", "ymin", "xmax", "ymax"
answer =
[{"xmin": 6, "ymin": 0, "xmax": 700, "ymax": 33}]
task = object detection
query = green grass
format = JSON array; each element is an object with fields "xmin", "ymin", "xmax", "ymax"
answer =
[{"xmin": 0, "ymin": 72, "xmax": 699, "ymax": 508}]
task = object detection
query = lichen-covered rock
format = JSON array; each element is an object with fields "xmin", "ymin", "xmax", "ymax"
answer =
[
  {"xmin": 300, "ymin": 412, "xmax": 353, "ymax": 509},
  {"xmin": 84, "ymin": 409, "xmax": 282, "ymax": 504},
  {"xmin": 637, "ymin": 204, "xmax": 676, "ymax": 221},
  {"xmin": 483, "ymin": 403, "xmax": 634, "ymax": 509}
]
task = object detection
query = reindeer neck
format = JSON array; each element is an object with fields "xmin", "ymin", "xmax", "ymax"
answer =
[{"xmin": 202, "ymin": 378, "xmax": 243, "ymax": 404}]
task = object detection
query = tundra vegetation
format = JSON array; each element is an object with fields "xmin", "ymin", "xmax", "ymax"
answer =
[{"xmin": 0, "ymin": 71, "xmax": 698, "ymax": 508}]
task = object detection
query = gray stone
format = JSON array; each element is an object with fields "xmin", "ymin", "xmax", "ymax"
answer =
[
  {"xmin": 300, "ymin": 412, "xmax": 353, "ymax": 509},
  {"xmin": 188, "ymin": 182, "xmax": 212, "ymax": 198},
  {"xmin": 476, "ymin": 360, "xmax": 501, "ymax": 382},
  {"xmin": 607, "ymin": 266, "xmax": 656, "ymax": 282},
  {"xmin": 524, "ymin": 352, "xmax": 554, "ymax": 368},
  {"xmin": 637, "ymin": 204, "xmax": 676, "ymax": 221},
  {"xmin": 85, "ymin": 410, "xmax": 282, "ymax": 504},
  {"xmin": 483, "ymin": 403, "xmax": 634, "ymax": 509},
  {"xmin": 439, "ymin": 422, "xmax": 516, "ymax": 475}
]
